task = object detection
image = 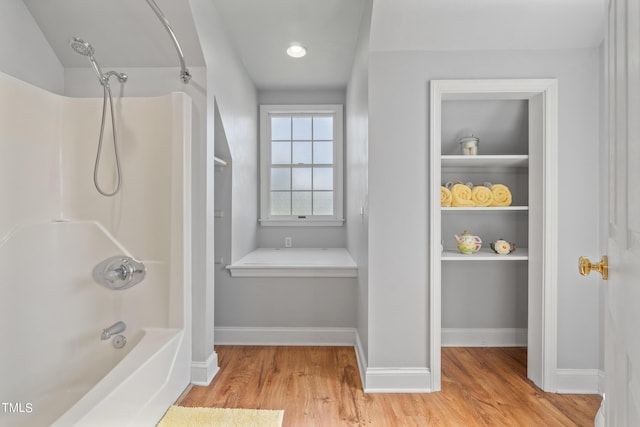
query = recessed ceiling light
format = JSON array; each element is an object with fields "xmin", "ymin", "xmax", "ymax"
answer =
[{"xmin": 286, "ymin": 44, "xmax": 307, "ymax": 58}]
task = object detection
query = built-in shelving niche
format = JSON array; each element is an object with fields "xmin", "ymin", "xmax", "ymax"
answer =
[{"xmin": 429, "ymin": 79, "xmax": 558, "ymax": 393}]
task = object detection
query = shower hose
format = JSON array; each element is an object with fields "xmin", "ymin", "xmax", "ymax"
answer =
[{"xmin": 94, "ymin": 83, "xmax": 122, "ymax": 197}]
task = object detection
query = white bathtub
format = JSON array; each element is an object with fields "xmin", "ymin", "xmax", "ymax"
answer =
[
  {"xmin": 1, "ymin": 328, "xmax": 186, "ymax": 427},
  {"xmin": 52, "ymin": 328, "xmax": 187, "ymax": 427},
  {"xmin": 0, "ymin": 222, "xmax": 190, "ymax": 427}
]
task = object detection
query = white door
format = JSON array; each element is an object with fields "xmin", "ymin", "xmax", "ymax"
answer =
[{"xmin": 604, "ymin": 0, "xmax": 640, "ymax": 424}]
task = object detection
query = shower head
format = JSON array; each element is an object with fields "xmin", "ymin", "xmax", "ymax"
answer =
[
  {"xmin": 69, "ymin": 36, "xmax": 105, "ymax": 85},
  {"xmin": 69, "ymin": 37, "xmax": 94, "ymax": 57},
  {"xmin": 68, "ymin": 37, "xmax": 127, "ymax": 86}
]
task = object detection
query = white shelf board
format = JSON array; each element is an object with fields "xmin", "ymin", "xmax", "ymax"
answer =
[
  {"xmin": 441, "ymin": 248, "xmax": 529, "ymax": 261},
  {"xmin": 441, "ymin": 155, "xmax": 528, "ymax": 168},
  {"xmin": 441, "ymin": 206, "xmax": 528, "ymax": 212},
  {"xmin": 226, "ymin": 248, "xmax": 357, "ymax": 278},
  {"xmin": 214, "ymin": 155, "xmax": 229, "ymax": 166}
]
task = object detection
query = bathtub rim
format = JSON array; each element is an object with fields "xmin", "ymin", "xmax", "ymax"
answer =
[{"xmin": 51, "ymin": 327, "xmax": 186, "ymax": 427}]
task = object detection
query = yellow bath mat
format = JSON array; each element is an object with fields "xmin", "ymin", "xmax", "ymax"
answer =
[{"xmin": 157, "ymin": 406, "xmax": 284, "ymax": 427}]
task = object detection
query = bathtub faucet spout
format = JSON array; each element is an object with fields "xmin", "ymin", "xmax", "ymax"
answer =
[{"xmin": 101, "ymin": 321, "xmax": 126, "ymax": 340}]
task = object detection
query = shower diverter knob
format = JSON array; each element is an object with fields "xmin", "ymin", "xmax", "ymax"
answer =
[{"xmin": 92, "ymin": 256, "xmax": 146, "ymax": 290}]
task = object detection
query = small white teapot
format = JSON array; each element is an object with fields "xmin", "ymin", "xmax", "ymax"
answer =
[{"xmin": 454, "ymin": 230, "xmax": 482, "ymax": 254}]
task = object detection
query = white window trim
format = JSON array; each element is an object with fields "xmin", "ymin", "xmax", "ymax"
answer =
[{"xmin": 259, "ymin": 104, "xmax": 344, "ymax": 227}]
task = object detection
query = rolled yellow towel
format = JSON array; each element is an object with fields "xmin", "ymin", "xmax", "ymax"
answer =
[
  {"xmin": 471, "ymin": 185, "xmax": 493, "ymax": 207},
  {"xmin": 451, "ymin": 183, "xmax": 475, "ymax": 207},
  {"xmin": 490, "ymin": 184, "xmax": 512, "ymax": 207},
  {"xmin": 441, "ymin": 186, "xmax": 452, "ymax": 207}
]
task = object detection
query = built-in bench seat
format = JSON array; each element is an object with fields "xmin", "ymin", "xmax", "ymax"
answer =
[{"xmin": 226, "ymin": 248, "xmax": 357, "ymax": 278}]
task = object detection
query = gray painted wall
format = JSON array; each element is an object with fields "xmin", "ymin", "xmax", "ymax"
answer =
[
  {"xmin": 258, "ymin": 89, "xmax": 346, "ymax": 105},
  {"xmin": 0, "ymin": 0, "xmax": 63, "ymax": 93},
  {"xmin": 367, "ymin": 48, "xmax": 601, "ymax": 370},
  {"xmin": 189, "ymin": 0, "xmax": 259, "ymax": 375},
  {"xmin": 212, "ymin": 87, "xmax": 358, "ymax": 332},
  {"xmin": 346, "ymin": 0, "xmax": 372, "ymax": 362},
  {"xmin": 214, "ymin": 90, "xmax": 363, "ymax": 330},
  {"xmin": 215, "ymin": 276, "xmax": 357, "ymax": 328}
]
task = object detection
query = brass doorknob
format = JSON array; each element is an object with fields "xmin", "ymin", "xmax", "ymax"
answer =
[{"xmin": 578, "ymin": 255, "xmax": 608, "ymax": 280}]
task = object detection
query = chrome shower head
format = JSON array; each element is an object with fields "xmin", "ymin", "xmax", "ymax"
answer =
[
  {"xmin": 69, "ymin": 36, "xmax": 105, "ymax": 85},
  {"xmin": 68, "ymin": 37, "xmax": 126, "ymax": 86},
  {"xmin": 69, "ymin": 37, "xmax": 94, "ymax": 57}
]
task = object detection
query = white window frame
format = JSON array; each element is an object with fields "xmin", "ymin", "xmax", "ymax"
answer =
[{"xmin": 259, "ymin": 104, "xmax": 344, "ymax": 227}]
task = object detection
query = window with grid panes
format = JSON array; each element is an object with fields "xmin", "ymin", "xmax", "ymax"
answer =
[{"xmin": 259, "ymin": 105, "xmax": 344, "ymax": 226}]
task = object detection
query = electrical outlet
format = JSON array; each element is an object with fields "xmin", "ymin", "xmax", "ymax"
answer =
[{"xmin": 285, "ymin": 237, "xmax": 292, "ymax": 248}]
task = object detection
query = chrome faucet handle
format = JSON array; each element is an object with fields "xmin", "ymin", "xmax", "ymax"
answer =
[{"xmin": 93, "ymin": 256, "xmax": 146, "ymax": 290}]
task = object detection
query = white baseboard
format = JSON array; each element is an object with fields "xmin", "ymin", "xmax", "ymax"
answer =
[
  {"xmin": 213, "ymin": 327, "xmax": 433, "ymax": 393},
  {"xmin": 352, "ymin": 332, "xmax": 432, "ymax": 393},
  {"xmin": 190, "ymin": 350, "xmax": 219, "ymax": 386},
  {"xmin": 212, "ymin": 326, "xmax": 600, "ymax": 395},
  {"xmin": 442, "ymin": 328, "xmax": 527, "ymax": 347},
  {"xmin": 364, "ymin": 368, "xmax": 432, "ymax": 393},
  {"xmin": 214, "ymin": 326, "xmax": 357, "ymax": 346},
  {"xmin": 556, "ymin": 368, "xmax": 602, "ymax": 394},
  {"xmin": 354, "ymin": 331, "xmax": 368, "ymax": 390}
]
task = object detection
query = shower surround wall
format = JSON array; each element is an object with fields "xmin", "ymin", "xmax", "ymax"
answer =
[{"xmin": 0, "ymin": 71, "xmax": 192, "ymax": 426}]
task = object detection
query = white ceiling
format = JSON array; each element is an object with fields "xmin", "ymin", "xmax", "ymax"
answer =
[
  {"xmin": 22, "ymin": 0, "xmax": 205, "ymax": 68},
  {"xmin": 22, "ymin": 0, "xmax": 605, "ymax": 92},
  {"xmin": 212, "ymin": 0, "xmax": 368, "ymax": 90}
]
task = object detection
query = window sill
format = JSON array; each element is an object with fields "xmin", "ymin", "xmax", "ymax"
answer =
[
  {"xmin": 259, "ymin": 218, "xmax": 344, "ymax": 227},
  {"xmin": 226, "ymin": 248, "xmax": 357, "ymax": 278}
]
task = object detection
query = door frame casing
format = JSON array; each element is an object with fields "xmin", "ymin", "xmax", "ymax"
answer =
[{"xmin": 429, "ymin": 79, "xmax": 558, "ymax": 392}]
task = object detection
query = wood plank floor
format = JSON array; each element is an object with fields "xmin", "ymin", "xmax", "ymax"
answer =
[{"xmin": 181, "ymin": 346, "xmax": 601, "ymax": 426}]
